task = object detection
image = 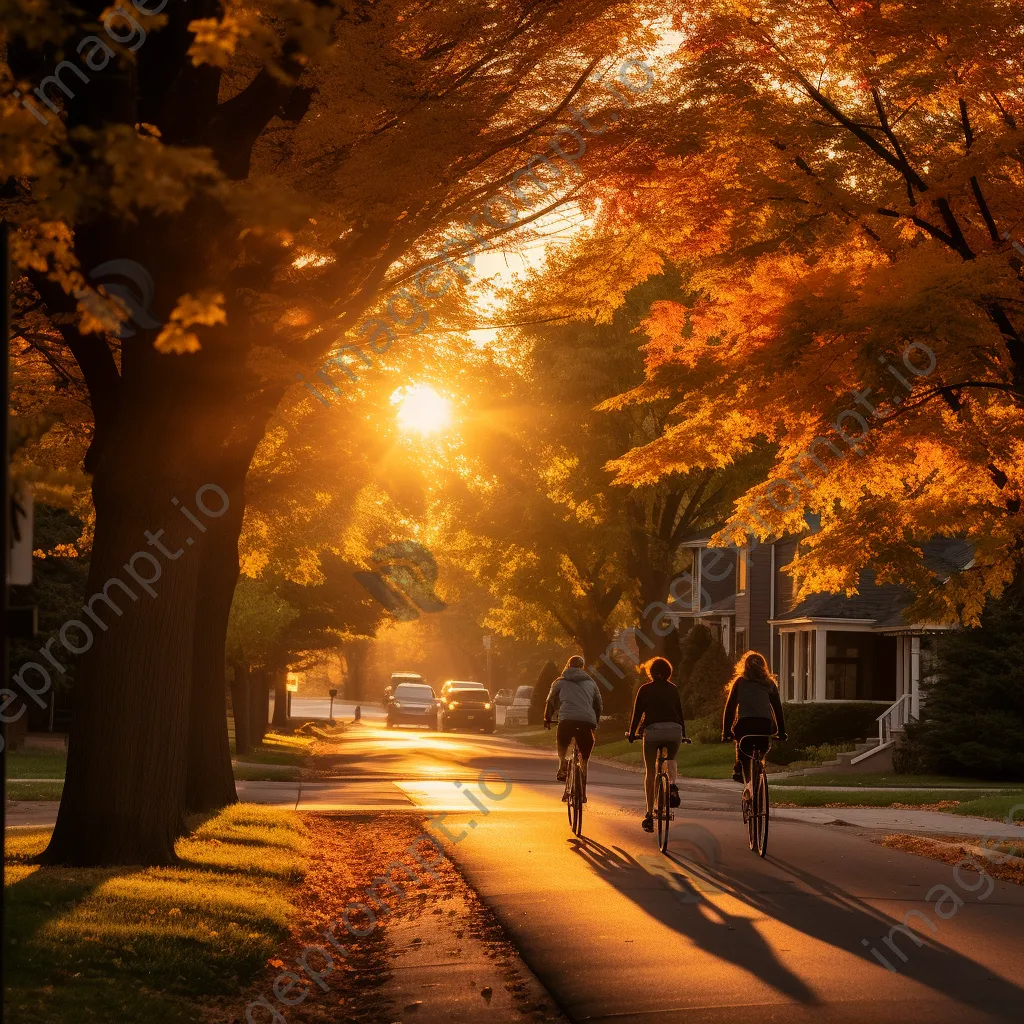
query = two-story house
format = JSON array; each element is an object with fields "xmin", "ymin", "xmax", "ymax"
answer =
[{"xmin": 668, "ymin": 523, "xmax": 971, "ymax": 767}]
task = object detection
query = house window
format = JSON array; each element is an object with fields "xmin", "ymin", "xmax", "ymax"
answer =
[
  {"xmin": 736, "ymin": 551, "xmax": 747, "ymax": 593},
  {"xmin": 826, "ymin": 636, "xmax": 860, "ymax": 699}
]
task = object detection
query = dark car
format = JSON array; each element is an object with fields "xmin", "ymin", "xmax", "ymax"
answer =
[
  {"xmin": 386, "ymin": 682, "xmax": 439, "ymax": 730},
  {"xmin": 440, "ymin": 685, "xmax": 495, "ymax": 733}
]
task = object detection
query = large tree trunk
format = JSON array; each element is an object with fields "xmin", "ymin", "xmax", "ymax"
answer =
[
  {"xmin": 41, "ymin": 448, "xmax": 205, "ymax": 866},
  {"xmin": 249, "ymin": 667, "xmax": 268, "ymax": 747},
  {"xmin": 249, "ymin": 667, "xmax": 270, "ymax": 741},
  {"xmin": 230, "ymin": 662, "xmax": 252, "ymax": 756},
  {"xmin": 272, "ymin": 666, "xmax": 289, "ymax": 727},
  {"xmin": 343, "ymin": 641, "xmax": 369, "ymax": 701},
  {"xmin": 184, "ymin": 480, "xmax": 245, "ymax": 812}
]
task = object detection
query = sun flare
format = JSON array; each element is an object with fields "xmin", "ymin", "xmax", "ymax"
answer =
[{"xmin": 394, "ymin": 384, "xmax": 452, "ymax": 437}]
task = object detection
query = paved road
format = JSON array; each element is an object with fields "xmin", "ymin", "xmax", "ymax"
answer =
[
  {"xmin": 7, "ymin": 722, "xmax": 1022, "ymax": 1022},
  {"xmin": 319, "ymin": 723, "xmax": 1023, "ymax": 1024}
]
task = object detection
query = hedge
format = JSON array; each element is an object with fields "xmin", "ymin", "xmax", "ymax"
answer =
[{"xmin": 771, "ymin": 701, "xmax": 890, "ymax": 765}]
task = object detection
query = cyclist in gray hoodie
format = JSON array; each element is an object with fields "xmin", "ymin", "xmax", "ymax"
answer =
[{"xmin": 544, "ymin": 656, "xmax": 603, "ymax": 798}]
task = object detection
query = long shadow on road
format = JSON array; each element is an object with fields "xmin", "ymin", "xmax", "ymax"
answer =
[
  {"xmin": 568, "ymin": 824, "xmax": 1024, "ymax": 1017},
  {"xmin": 568, "ymin": 832, "xmax": 819, "ymax": 1004}
]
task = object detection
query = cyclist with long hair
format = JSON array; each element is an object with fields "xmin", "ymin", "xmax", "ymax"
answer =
[
  {"xmin": 627, "ymin": 656, "xmax": 686, "ymax": 833},
  {"xmin": 721, "ymin": 651, "xmax": 788, "ymax": 784}
]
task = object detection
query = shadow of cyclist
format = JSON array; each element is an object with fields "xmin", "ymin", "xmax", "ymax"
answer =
[{"xmin": 567, "ymin": 831, "xmax": 820, "ymax": 1005}]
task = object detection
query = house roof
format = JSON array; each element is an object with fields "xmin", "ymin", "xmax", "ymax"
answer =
[{"xmin": 774, "ymin": 537, "xmax": 972, "ymax": 629}]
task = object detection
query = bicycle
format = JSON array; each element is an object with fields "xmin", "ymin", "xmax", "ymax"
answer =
[
  {"xmin": 627, "ymin": 732, "xmax": 691, "ymax": 852},
  {"xmin": 737, "ymin": 733, "xmax": 774, "ymax": 857},
  {"xmin": 564, "ymin": 739, "xmax": 585, "ymax": 837}
]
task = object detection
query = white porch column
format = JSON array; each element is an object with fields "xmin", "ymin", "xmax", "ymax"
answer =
[
  {"xmin": 794, "ymin": 631, "xmax": 805, "ymax": 702},
  {"xmin": 814, "ymin": 626, "xmax": 828, "ymax": 701},
  {"xmin": 910, "ymin": 636, "xmax": 921, "ymax": 717}
]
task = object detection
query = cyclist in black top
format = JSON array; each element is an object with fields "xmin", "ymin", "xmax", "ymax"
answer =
[{"xmin": 627, "ymin": 657, "xmax": 686, "ymax": 833}]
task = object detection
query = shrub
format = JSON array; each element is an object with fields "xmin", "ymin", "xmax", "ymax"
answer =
[
  {"xmin": 901, "ymin": 577, "xmax": 1024, "ymax": 780},
  {"xmin": 684, "ymin": 637, "xmax": 732, "ymax": 717},
  {"xmin": 770, "ymin": 701, "xmax": 890, "ymax": 764},
  {"xmin": 686, "ymin": 712, "xmax": 724, "ymax": 744},
  {"xmin": 677, "ymin": 623, "xmax": 713, "ymax": 687},
  {"xmin": 528, "ymin": 661, "xmax": 559, "ymax": 725}
]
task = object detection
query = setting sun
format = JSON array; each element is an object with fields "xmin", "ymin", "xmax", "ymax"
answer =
[{"xmin": 394, "ymin": 384, "xmax": 452, "ymax": 436}]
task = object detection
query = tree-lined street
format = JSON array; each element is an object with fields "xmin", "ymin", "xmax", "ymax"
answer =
[{"xmin": 4, "ymin": 2, "xmax": 1024, "ymax": 1021}]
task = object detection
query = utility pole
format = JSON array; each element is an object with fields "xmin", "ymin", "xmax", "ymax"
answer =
[{"xmin": 483, "ymin": 634, "xmax": 492, "ymax": 693}]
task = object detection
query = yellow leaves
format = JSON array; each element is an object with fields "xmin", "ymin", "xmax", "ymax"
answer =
[
  {"xmin": 188, "ymin": 2, "xmax": 337, "ymax": 79},
  {"xmin": 154, "ymin": 290, "xmax": 227, "ymax": 354},
  {"xmin": 187, "ymin": 14, "xmax": 251, "ymax": 69},
  {"xmin": 96, "ymin": 126, "xmax": 223, "ymax": 215},
  {"xmin": 10, "ymin": 222, "xmax": 81, "ymax": 290}
]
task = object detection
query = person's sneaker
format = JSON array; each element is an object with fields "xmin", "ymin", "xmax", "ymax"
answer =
[
  {"xmin": 641, "ymin": 814, "xmax": 655, "ymax": 833},
  {"xmin": 669, "ymin": 783, "xmax": 680, "ymax": 808},
  {"xmin": 556, "ymin": 767, "xmax": 567, "ymax": 782}
]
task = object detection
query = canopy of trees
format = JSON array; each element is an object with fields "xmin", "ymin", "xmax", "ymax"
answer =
[{"xmin": 5, "ymin": 1, "xmax": 1022, "ymax": 867}]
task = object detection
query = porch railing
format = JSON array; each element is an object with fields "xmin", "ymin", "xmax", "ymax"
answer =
[{"xmin": 877, "ymin": 692, "xmax": 915, "ymax": 747}]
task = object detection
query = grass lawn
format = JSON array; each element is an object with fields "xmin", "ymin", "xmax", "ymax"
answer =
[
  {"xmin": 230, "ymin": 730, "xmax": 314, "ymax": 766},
  {"xmin": 949, "ymin": 794, "xmax": 1024, "ymax": 822},
  {"xmin": 4, "ymin": 803, "xmax": 306, "ymax": 1023},
  {"xmin": 771, "ymin": 787, "xmax": 1024, "ymax": 820},
  {"xmin": 6, "ymin": 748, "xmax": 68, "ymax": 779},
  {"xmin": 3, "ymin": 731, "xmax": 308, "ymax": 794},
  {"xmin": 7, "ymin": 780, "xmax": 64, "ymax": 801},
  {"xmin": 774, "ymin": 773, "xmax": 1024, "ymax": 789}
]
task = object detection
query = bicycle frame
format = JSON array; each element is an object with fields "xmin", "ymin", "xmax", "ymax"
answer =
[
  {"xmin": 565, "ymin": 739, "xmax": 585, "ymax": 837},
  {"xmin": 654, "ymin": 745, "xmax": 672, "ymax": 853},
  {"xmin": 737, "ymin": 732, "xmax": 774, "ymax": 857}
]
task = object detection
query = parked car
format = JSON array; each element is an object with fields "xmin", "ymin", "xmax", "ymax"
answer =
[
  {"xmin": 390, "ymin": 671, "xmax": 426, "ymax": 689},
  {"xmin": 512, "ymin": 685, "xmax": 534, "ymax": 706},
  {"xmin": 439, "ymin": 679, "xmax": 487, "ymax": 702},
  {"xmin": 440, "ymin": 683, "xmax": 495, "ymax": 733},
  {"xmin": 501, "ymin": 684, "xmax": 534, "ymax": 725},
  {"xmin": 386, "ymin": 681, "xmax": 439, "ymax": 730}
]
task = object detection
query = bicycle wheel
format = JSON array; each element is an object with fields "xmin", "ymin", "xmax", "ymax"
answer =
[
  {"xmin": 755, "ymin": 760, "xmax": 770, "ymax": 857},
  {"xmin": 565, "ymin": 744, "xmax": 575, "ymax": 830},
  {"xmin": 570, "ymin": 754, "xmax": 583, "ymax": 836},
  {"xmin": 656, "ymin": 770, "xmax": 669, "ymax": 853},
  {"xmin": 746, "ymin": 760, "xmax": 758, "ymax": 852}
]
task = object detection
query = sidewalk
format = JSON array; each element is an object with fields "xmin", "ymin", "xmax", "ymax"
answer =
[
  {"xmin": 9, "ymin": 778, "xmax": 1023, "ymax": 837},
  {"xmin": 771, "ymin": 805, "xmax": 1024, "ymax": 837}
]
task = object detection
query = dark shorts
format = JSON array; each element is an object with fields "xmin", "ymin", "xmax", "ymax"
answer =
[
  {"xmin": 556, "ymin": 719, "xmax": 595, "ymax": 760},
  {"xmin": 734, "ymin": 716, "xmax": 774, "ymax": 766}
]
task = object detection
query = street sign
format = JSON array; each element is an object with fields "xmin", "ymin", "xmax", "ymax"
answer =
[
  {"xmin": 7, "ymin": 481, "xmax": 33, "ymax": 586},
  {"xmin": 285, "ymin": 672, "xmax": 299, "ymax": 693},
  {"xmin": 482, "ymin": 635, "xmax": 492, "ymax": 650}
]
